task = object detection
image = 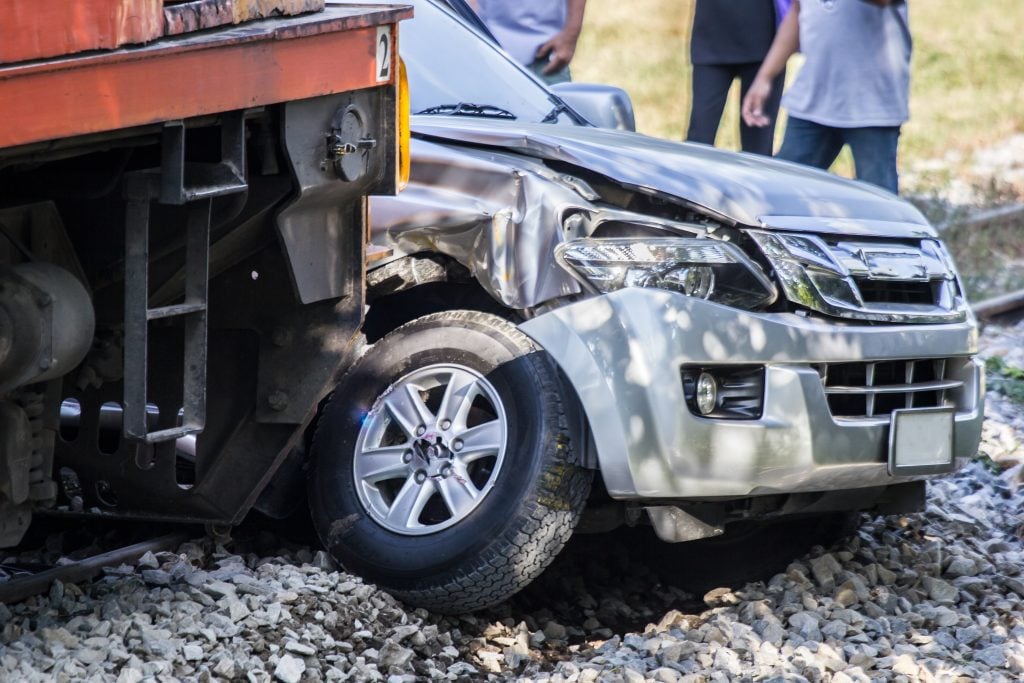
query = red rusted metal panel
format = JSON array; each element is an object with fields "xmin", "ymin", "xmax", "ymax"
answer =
[
  {"xmin": 0, "ymin": 6, "xmax": 411, "ymax": 150},
  {"xmin": 0, "ymin": 0, "xmax": 331, "ymax": 64},
  {"xmin": 0, "ymin": 0, "xmax": 165, "ymax": 65}
]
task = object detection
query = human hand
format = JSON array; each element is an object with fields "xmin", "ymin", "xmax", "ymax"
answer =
[
  {"xmin": 741, "ymin": 76, "xmax": 774, "ymax": 128},
  {"xmin": 536, "ymin": 30, "xmax": 579, "ymax": 74}
]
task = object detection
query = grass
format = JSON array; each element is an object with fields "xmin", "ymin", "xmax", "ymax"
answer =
[
  {"xmin": 572, "ymin": 0, "xmax": 1024, "ymax": 191},
  {"xmin": 986, "ymin": 356, "xmax": 1024, "ymax": 405}
]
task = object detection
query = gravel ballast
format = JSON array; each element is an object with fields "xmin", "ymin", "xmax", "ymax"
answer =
[{"xmin": 2, "ymin": 323, "xmax": 1023, "ymax": 682}]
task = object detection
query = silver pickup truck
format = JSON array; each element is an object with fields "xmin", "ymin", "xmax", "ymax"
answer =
[{"xmin": 305, "ymin": 0, "xmax": 984, "ymax": 613}]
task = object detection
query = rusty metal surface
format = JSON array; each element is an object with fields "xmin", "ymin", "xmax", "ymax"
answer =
[
  {"xmin": 1, "ymin": 0, "xmax": 332, "ymax": 64},
  {"xmin": 0, "ymin": 0, "xmax": 164, "ymax": 65},
  {"xmin": 232, "ymin": 0, "xmax": 325, "ymax": 22},
  {"xmin": 165, "ymin": 0, "xmax": 235, "ymax": 34},
  {"xmin": 0, "ymin": 5, "xmax": 410, "ymax": 150},
  {"xmin": 164, "ymin": 0, "xmax": 325, "ymax": 36}
]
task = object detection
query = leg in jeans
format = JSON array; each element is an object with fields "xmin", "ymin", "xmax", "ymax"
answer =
[
  {"xmin": 737, "ymin": 63, "xmax": 785, "ymax": 156},
  {"xmin": 687, "ymin": 64, "xmax": 737, "ymax": 145},
  {"xmin": 841, "ymin": 126, "xmax": 902, "ymax": 194},
  {"xmin": 776, "ymin": 117, "xmax": 845, "ymax": 171}
]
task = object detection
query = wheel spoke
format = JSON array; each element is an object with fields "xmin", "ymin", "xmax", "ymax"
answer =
[
  {"xmin": 384, "ymin": 384, "xmax": 434, "ymax": 438},
  {"xmin": 353, "ymin": 362, "xmax": 510, "ymax": 535},
  {"xmin": 436, "ymin": 469, "xmax": 480, "ymax": 519},
  {"xmin": 454, "ymin": 419, "xmax": 503, "ymax": 463},
  {"xmin": 357, "ymin": 445, "xmax": 409, "ymax": 483},
  {"xmin": 436, "ymin": 370, "xmax": 479, "ymax": 426},
  {"xmin": 450, "ymin": 378, "xmax": 484, "ymax": 431},
  {"xmin": 385, "ymin": 476, "xmax": 434, "ymax": 528}
]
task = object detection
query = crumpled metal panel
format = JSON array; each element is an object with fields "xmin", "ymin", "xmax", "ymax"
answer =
[
  {"xmin": 371, "ymin": 117, "xmax": 942, "ymax": 310},
  {"xmin": 370, "ymin": 138, "xmax": 584, "ymax": 308},
  {"xmin": 410, "ymin": 117, "xmax": 932, "ymax": 233}
]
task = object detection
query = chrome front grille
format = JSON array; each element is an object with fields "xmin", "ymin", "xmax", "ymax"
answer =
[
  {"xmin": 820, "ymin": 358, "xmax": 963, "ymax": 419},
  {"xmin": 750, "ymin": 231, "xmax": 968, "ymax": 324}
]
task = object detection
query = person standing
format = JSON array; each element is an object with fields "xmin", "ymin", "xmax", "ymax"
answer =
[
  {"xmin": 687, "ymin": 0, "xmax": 791, "ymax": 156},
  {"xmin": 473, "ymin": 0, "xmax": 587, "ymax": 85},
  {"xmin": 741, "ymin": 0, "xmax": 912, "ymax": 193}
]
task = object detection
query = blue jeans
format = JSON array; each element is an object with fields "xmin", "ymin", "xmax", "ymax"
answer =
[{"xmin": 777, "ymin": 117, "xmax": 902, "ymax": 194}]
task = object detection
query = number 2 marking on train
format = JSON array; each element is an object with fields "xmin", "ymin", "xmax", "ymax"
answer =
[{"xmin": 376, "ymin": 27, "xmax": 392, "ymax": 82}]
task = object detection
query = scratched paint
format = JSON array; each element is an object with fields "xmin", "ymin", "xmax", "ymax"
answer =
[
  {"xmin": 232, "ymin": 0, "xmax": 324, "ymax": 24},
  {"xmin": 164, "ymin": 0, "xmax": 234, "ymax": 35},
  {"xmin": 164, "ymin": 0, "xmax": 324, "ymax": 34}
]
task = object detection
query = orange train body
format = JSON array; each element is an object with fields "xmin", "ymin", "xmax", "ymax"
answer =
[{"xmin": 0, "ymin": 3, "xmax": 410, "ymax": 150}]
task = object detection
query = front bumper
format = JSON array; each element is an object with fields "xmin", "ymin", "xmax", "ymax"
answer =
[{"xmin": 519, "ymin": 289, "xmax": 985, "ymax": 500}]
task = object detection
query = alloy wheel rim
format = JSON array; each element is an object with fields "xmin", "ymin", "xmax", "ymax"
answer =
[{"xmin": 353, "ymin": 363, "xmax": 508, "ymax": 535}]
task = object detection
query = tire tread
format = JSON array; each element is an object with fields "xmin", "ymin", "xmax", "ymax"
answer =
[{"xmin": 310, "ymin": 310, "xmax": 592, "ymax": 613}]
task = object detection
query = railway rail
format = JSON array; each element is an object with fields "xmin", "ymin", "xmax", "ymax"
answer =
[
  {"xmin": 0, "ymin": 533, "xmax": 187, "ymax": 603},
  {"xmin": 973, "ymin": 288, "xmax": 1024, "ymax": 320}
]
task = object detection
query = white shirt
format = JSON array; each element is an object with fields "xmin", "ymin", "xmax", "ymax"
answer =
[
  {"xmin": 476, "ymin": 0, "xmax": 567, "ymax": 66},
  {"xmin": 783, "ymin": 0, "xmax": 911, "ymax": 127}
]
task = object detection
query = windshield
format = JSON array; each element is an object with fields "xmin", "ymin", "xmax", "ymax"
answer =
[{"xmin": 385, "ymin": 0, "xmax": 575, "ymax": 124}]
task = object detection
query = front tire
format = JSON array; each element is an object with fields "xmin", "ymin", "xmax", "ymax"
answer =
[{"xmin": 308, "ymin": 310, "xmax": 592, "ymax": 613}]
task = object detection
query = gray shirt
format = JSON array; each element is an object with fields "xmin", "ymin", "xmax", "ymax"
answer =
[
  {"xmin": 783, "ymin": 0, "xmax": 911, "ymax": 128},
  {"xmin": 476, "ymin": 0, "xmax": 566, "ymax": 66}
]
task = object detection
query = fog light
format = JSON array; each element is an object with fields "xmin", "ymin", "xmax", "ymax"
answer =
[
  {"xmin": 696, "ymin": 373, "xmax": 717, "ymax": 415},
  {"xmin": 682, "ymin": 366, "xmax": 765, "ymax": 419}
]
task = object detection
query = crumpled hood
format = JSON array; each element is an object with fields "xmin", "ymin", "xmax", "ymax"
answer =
[{"xmin": 412, "ymin": 117, "xmax": 935, "ymax": 238}]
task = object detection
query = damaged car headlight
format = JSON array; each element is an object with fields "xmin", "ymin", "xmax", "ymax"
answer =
[
  {"xmin": 748, "ymin": 231, "xmax": 967, "ymax": 322},
  {"xmin": 554, "ymin": 237, "xmax": 776, "ymax": 309}
]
